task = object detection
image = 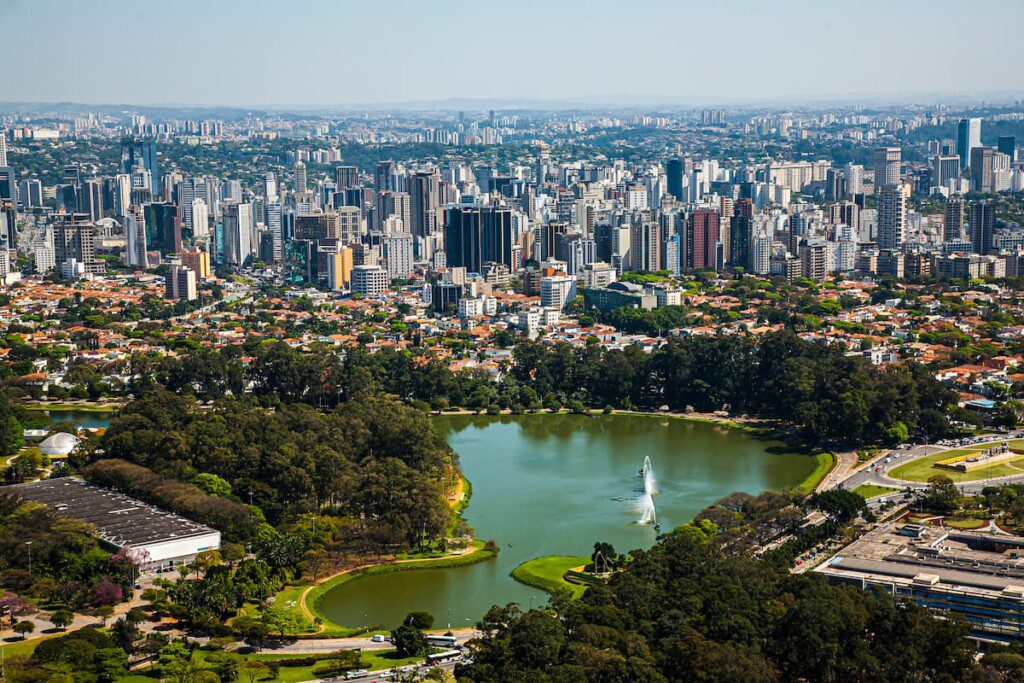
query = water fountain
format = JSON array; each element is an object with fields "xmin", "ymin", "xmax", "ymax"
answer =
[{"xmin": 635, "ymin": 456, "xmax": 661, "ymax": 530}]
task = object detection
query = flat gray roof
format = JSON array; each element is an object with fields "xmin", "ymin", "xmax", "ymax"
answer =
[{"xmin": 9, "ymin": 477, "xmax": 217, "ymax": 550}]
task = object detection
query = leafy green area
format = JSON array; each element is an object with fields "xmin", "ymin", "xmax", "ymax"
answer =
[{"xmin": 510, "ymin": 555, "xmax": 589, "ymax": 600}]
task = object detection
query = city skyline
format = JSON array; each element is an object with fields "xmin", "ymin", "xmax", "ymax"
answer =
[{"xmin": 5, "ymin": 0, "xmax": 1024, "ymax": 108}]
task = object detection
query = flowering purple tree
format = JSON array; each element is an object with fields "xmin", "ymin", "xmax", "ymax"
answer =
[{"xmin": 90, "ymin": 579, "xmax": 123, "ymax": 606}]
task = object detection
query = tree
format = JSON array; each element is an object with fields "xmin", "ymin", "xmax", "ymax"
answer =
[
  {"xmin": 811, "ymin": 489, "xmax": 867, "ymax": 522},
  {"xmin": 403, "ymin": 611, "xmax": 434, "ymax": 630},
  {"xmin": 94, "ymin": 647, "xmax": 129, "ymax": 682},
  {"xmin": 240, "ymin": 658, "xmax": 271, "ymax": 683},
  {"xmin": 12, "ymin": 620, "xmax": 35, "ymax": 638},
  {"xmin": 921, "ymin": 475, "xmax": 960, "ymax": 515},
  {"xmin": 96, "ymin": 605, "xmax": 115, "ymax": 625},
  {"xmin": 51, "ymin": 609, "xmax": 73, "ymax": 630},
  {"xmin": 391, "ymin": 623, "xmax": 427, "ymax": 657}
]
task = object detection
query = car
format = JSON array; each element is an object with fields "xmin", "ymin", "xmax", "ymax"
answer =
[{"xmin": 371, "ymin": 634, "xmax": 386, "ymax": 643}]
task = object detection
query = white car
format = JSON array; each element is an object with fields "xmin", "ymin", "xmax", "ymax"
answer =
[{"xmin": 371, "ymin": 634, "xmax": 386, "ymax": 643}]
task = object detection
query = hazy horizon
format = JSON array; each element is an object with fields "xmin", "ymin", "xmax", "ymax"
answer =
[{"xmin": 4, "ymin": 0, "xmax": 1024, "ymax": 109}]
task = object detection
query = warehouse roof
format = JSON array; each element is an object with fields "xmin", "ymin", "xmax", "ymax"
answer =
[{"xmin": 9, "ymin": 477, "xmax": 218, "ymax": 550}]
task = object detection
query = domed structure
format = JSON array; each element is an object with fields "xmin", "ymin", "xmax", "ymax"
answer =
[{"xmin": 38, "ymin": 432, "xmax": 82, "ymax": 458}]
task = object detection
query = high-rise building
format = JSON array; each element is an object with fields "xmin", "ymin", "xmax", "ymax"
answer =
[
  {"xmin": 81, "ymin": 179, "xmax": 104, "ymax": 222},
  {"xmin": 540, "ymin": 273, "xmax": 577, "ymax": 310},
  {"xmin": 931, "ymin": 155, "xmax": 961, "ymax": 189},
  {"xmin": 0, "ymin": 167, "xmax": 17, "ymax": 202},
  {"xmin": 998, "ymin": 136, "xmax": 1017, "ymax": 162},
  {"xmin": 873, "ymin": 147, "xmax": 901, "ymax": 188},
  {"xmin": 180, "ymin": 247, "xmax": 211, "ymax": 279},
  {"xmin": 351, "ymin": 264, "xmax": 388, "ymax": 295},
  {"xmin": 970, "ymin": 146, "xmax": 996, "ymax": 193},
  {"xmin": 143, "ymin": 202, "xmax": 180, "ymax": 254},
  {"xmin": 54, "ymin": 214, "xmax": 101, "ymax": 273},
  {"xmin": 844, "ymin": 163, "xmax": 864, "ymax": 197},
  {"xmin": 665, "ymin": 158, "xmax": 685, "ymax": 201},
  {"xmin": 375, "ymin": 161, "xmax": 397, "ymax": 192},
  {"xmin": 944, "ymin": 196, "xmax": 965, "ymax": 242},
  {"xmin": 334, "ymin": 165, "xmax": 358, "ymax": 191},
  {"xmin": 326, "ymin": 247, "xmax": 354, "ymax": 291},
  {"xmin": 120, "ymin": 137, "xmax": 159, "ymax": 195},
  {"xmin": 382, "ymin": 233, "xmax": 414, "ymax": 279},
  {"xmin": 444, "ymin": 205, "xmax": 515, "ymax": 274},
  {"xmin": 165, "ymin": 265, "xmax": 198, "ymax": 301},
  {"xmin": 124, "ymin": 209, "xmax": 148, "ymax": 269},
  {"xmin": 0, "ymin": 131, "xmax": 7, "ymax": 167},
  {"xmin": 629, "ymin": 219, "xmax": 661, "ymax": 272},
  {"xmin": 969, "ymin": 199, "xmax": 996, "ymax": 255},
  {"xmin": 408, "ymin": 169, "xmax": 441, "ymax": 240},
  {"xmin": 877, "ymin": 185, "xmax": 907, "ymax": 250},
  {"xmin": 294, "ymin": 160, "xmax": 307, "ymax": 193},
  {"xmin": 957, "ymin": 118, "xmax": 982, "ymax": 170},
  {"xmin": 222, "ymin": 201, "xmax": 253, "ymax": 266},
  {"xmin": 686, "ymin": 209, "xmax": 720, "ymax": 270}
]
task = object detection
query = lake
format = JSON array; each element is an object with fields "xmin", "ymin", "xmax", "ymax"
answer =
[
  {"xmin": 316, "ymin": 413, "xmax": 816, "ymax": 629},
  {"xmin": 39, "ymin": 409, "xmax": 114, "ymax": 429}
]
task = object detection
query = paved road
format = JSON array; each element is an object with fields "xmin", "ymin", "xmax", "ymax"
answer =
[
  {"xmin": 837, "ymin": 434, "xmax": 1024, "ymax": 500},
  {"xmin": 257, "ymin": 629, "xmax": 482, "ymax": 655}
]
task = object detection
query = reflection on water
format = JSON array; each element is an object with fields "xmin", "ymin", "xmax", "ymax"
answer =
[{"xmin": 318, "ymin": 413, "xmax": 816, "ymax": 629}]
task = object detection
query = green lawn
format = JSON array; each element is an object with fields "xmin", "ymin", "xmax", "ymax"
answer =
[
  {"xmin": 511, "ymin": 555, "xmax": 590, "ymax": 599},
  {"xmin": 890, "ymin": 447, "xmax": 1024, "ymax": 483},
  {"xmin": 797, "ymin": 452, "xmax": 838, "ymax": 493},
  {"xmin": 121, "ymin": 648, "xmax": 420, "ymax": 683},
  {"xmin": 853, "ymin": 484, "xmax": 901, "ymax": 499},
  {"xmin": 943, "ymin": 517, "xmax": 989, "ymax": 530}
]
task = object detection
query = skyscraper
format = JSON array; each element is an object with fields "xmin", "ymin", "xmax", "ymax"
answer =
[
  {"xmin": 686, "ymin": 209, "xmax": 720, "ymax": 270},
  {"xmin": 876, "ymin": 185, "xmax": 907, "ymax": 250},
  {"xmin": 970, "ymin": 146, "xmax": 996, "ymax": 193},
  {"xmin": 120, "ymin": 137, "xmax": 159, "ymax": 195},
  {"xmin": 957, "ymin": 118, "xmax": 982, "ymax": 170},
  {"xmin": 873, "ymin": 147, "xmax": 901, "ymax": 188},
  {"xmin": 408, "ymin": 169, "xmax": 441, "ymax": 245},
  {"xmin": 444, "ymin": 205, "xmax": 515, "ymax": 274},
  {"xmin": 944, "ymin": 196, "xmax": 965, "ymax": 242},
  {"xmin": 931, "ymin": 155, "xmax": 960, "ymax": 189},
  {"xmin": 969, "ymin": 199, "xmax": 995, "ymax": 255},
  {"xmin": 294, "ymin": 161, "xmax": 307, "ymax": 193},
  {"xmin": 222, "ymin": 201, "xmax": 253, "ymax": 266},
  {"xmin": 382, "ymin": 233, "xmax": 414, "ymax": 279},
  {"xmin": 629, "ymin": 219, "xmax": 661, "ymax": 272},
  {"xmin": 665, "ymin": 158, "xmax": 685, "ymax": 201},
  {"xmin": 998, "ymin": 135, "xmax": 1017, "ymax": 162},
  {"xmin": 0, "ymin": 131, "xmax": 7, "ymax": 167}
]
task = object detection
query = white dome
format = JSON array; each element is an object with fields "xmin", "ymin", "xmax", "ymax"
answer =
[{"xmin": 38, "ymin": 432, "xmax": 82, "ymax": 457}]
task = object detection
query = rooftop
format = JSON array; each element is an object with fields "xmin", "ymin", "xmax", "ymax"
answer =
[{"xmin": 10, "ymin": 477, "xmax": 218, "ymax": 550}]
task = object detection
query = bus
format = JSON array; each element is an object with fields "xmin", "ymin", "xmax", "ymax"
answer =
[
  {"xmin": 425, "ymin": 634, "xmax": 459, "ymax": 648},
  {"xmin": 426, "ymin": 650, "xmax": 462, "ymax": 665}
]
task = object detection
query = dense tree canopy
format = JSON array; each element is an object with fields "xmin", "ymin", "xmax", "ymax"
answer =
[
  {"xmin": 457, "ymin": 524, "xmax": 981, "ymax": 682},
  {"xmin": 97, "ymin": 390, "xmax": 453, "ymax": 547}
]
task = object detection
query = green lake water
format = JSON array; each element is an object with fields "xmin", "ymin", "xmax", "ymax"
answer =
[{"xmin": 316, "ymin": 413, "xmax": 816, "ymax": 630}]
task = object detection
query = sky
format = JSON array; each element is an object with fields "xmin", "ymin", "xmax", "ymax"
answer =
[{"xmin": 3, "ymin": 0, "xmax": 1024, "ymax": 108}]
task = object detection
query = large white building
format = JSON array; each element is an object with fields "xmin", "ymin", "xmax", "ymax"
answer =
[
  {"xmin": 540, "ymin": 273, "xmax": 577, "ymax": 310},
  {"xmin": 13, "ymin": 478, "xmax": 221, "ymax": 571},
  {"xmin": 351, "ymin": 264, "xmax": 388, "ymax": 296}
]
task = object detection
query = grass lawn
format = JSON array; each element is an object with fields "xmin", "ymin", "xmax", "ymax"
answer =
[
  {"xmin": 943, "ymin": 517, "xmax": 989, "ymax": 530},
  {"xmin": 511, "ymin": 555, "xmax": 590, "ymax": 599},
  {"xmin": 890, "ymin": 447, "xmax": 1024, "ymax": 483},
  {"xmin": 24, "ymin": 403, "xmax": 118, "ymax": 413},
  {"xmin": 122, "ymin": 648, "xmax": 420, "ymax": 683},
  {"xmin": 797, "ymin": 452, "xmax": 838, "ymax": 493},
  {"xmin": 853, "ymin": 484, "xmax": 901, "ymax": 499}
]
